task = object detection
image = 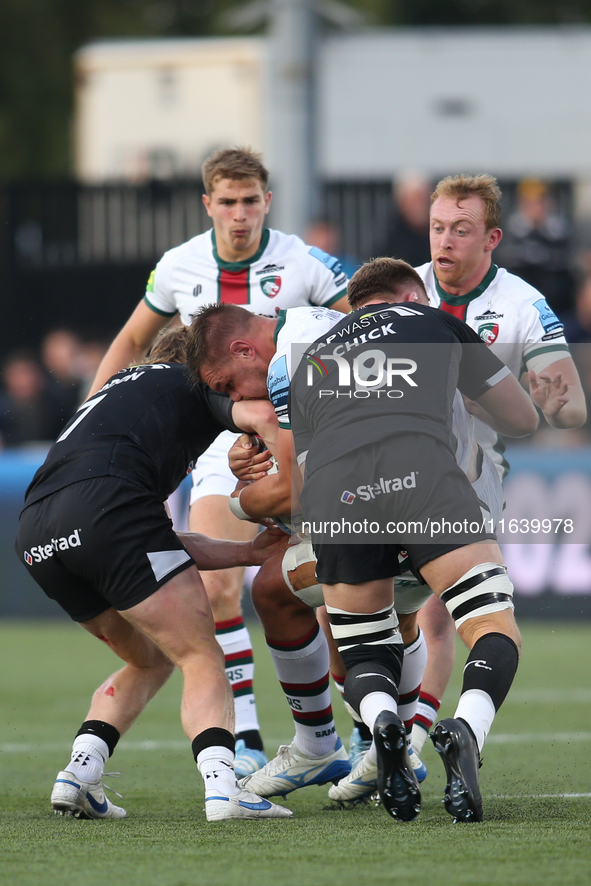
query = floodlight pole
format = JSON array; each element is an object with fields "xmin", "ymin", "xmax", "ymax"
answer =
[{"xmin": 266, "ymin": 0, "xmax": 319, "ymax": 237}]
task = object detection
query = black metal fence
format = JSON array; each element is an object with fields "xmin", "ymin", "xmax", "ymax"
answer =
[
  {"xmin": 0, "ymin": 176, "xmax": 574, "ymax": 358},
  {"xmin": 0, "ymin": 178, "xmax": 397, "ymax": 358}
]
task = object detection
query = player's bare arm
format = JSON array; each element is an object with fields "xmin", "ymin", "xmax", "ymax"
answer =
[
  {"xmin": 231, "ymin": 399, "xmax": 279, "ymax": 454},
  {"xmin": 527, "ymin": 356, "xmax": 587, "ymax": 429},
  {"xmin": 87, "ymin": 300, "xmax": 170, "ymax": 398},
  {"xmin": 463, "ymin": 389, "xmax": 537, "ymax": 438},
  {"xmin": 474, "ymin": 372, "xmax": 539, "ymax": 436},
  {"xmin": 329, "ymin": 294, "xmax": 351, "ymax": 313},
  {"xmin": 177, "ymin": 526, "xmax": 289, "ymax": 569}
]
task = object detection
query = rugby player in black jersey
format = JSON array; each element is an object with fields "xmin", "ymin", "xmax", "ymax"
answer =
[
  {"xmin": 15, "ymin": 328, "xmax": 291, "ymax": 823},
  {"xmin": 289, "ymin": 258, "xmax": 538, "ymax": 823}
]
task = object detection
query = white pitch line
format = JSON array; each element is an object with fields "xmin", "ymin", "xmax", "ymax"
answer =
[
  {"xmin": 507, "ymin": 689, "xmax": 591, "ymax": 702},
  {"xmin": 2, "ymin": 733, "xmax": 591, "ymax": 755},
  {"xmin": 486, "ymin": 732, "xmax": 591, "ymax": 744},
  {"xmin": 489, "ymin": 793, "xmax": 591, "ymax": 800}
]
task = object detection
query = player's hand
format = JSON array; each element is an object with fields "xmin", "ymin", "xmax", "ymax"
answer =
[
  {"xmin": 229, "ymin": 433, "xmax": 273, "ymax": 481},
  {"xmin": 528, "ymin": 368, "xmax": 569, "ymax": 417},
  {"xmin": 248, "ymin": 525, "xmax": 290, "ymax": 565}
]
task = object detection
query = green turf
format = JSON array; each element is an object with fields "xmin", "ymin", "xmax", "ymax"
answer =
[{"xmin": 1, "ymin": 620, "xmax": 590, "ymax": 886}]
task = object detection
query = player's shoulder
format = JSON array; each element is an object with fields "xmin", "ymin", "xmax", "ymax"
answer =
[
  {"xmin": 278, "ymin": 305, "xmax": 342, "ymax": 345},
  {"xmin": 490, "ymin": 267, "xmax": 547, "ymax": 307},
  {"xmin": 266, "ymin": 228, "xmax": 342, "ymax": 273},
  {"xmin": 414, "ymin": 261, "xmax": 433, "ymax": 281},
  {"xmin": 157, "ymin": 230, "xmax": 213, "ymax": 267},
  {"xmin": 264, "ymin": 228, "xmax": 308, "ymax": 258}
]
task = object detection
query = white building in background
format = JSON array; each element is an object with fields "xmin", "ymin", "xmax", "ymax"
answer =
[
  {"xmin": 74, "ymin": 27, "xmax": 591, "ymax": 219},
  {"xmin": 74, "ymin": 38, "xmax": 265, "ymax": 182}
]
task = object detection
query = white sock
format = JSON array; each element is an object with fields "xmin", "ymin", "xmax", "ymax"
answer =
[
  {"xmin": 398, "ymin": 629, "xmax": 428, "ymax": 737},
  {"xmin": 215, "ymin": 618, "xmax": 261, "ymax": 734},
  {"xmin": 267, "ymin": 624, "xmax": 337, "ymax": 757},
  {"xmin": 197, "ymin": 745, "xmax": 239, "ymax": 798},
  {"xmin": 359, "ymin": 692, "xmax": 397, "ymax": 764},
  {"xmin": 67, "ymin": 734, "xmax": 109, "ymax": 783},
  {"xmin": 454, "ymin": 689, "xmax": 496, "ymax": 753}
]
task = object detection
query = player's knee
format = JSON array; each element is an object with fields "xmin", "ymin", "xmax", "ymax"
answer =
[
  {"xmin": 441, "ymin": 562, "xmax": 515, "ymax": 634},
  {"xmin": 201, "ymin": 569, "xmax": 243, "ymax": 615},
  {"xmin": 418, "ymin": 593, "xmax": 454, "ymax": 641},
  {"xmin": 398, "ymin": 611, "xmax": 418, "ymax": 645},
  {"xmin": 251, "ymin": 561, "xmax": 311, "ymax": 624},
  {"xmin": 326, "ymin": 603, "xmax": 403, "ymax": 669},
  {"xmin": 327, "ymin": 605, "xmax": 404, "ymax": 717},
  {"xmin": 280, "ymin": 541, "xmax": 324, "ymax": 609}
]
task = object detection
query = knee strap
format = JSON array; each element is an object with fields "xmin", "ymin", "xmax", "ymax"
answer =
[{"xmin": 441, "ymin": 562, "xmax": 514, "ymax": 628}]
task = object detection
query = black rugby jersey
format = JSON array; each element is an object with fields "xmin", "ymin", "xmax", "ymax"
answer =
[
  {"xmin": 291, "ymin": 302, "xmax": 510, "ymax": 476},
  {"xmin": 24, "ymin": 363, "xmax": 239, "ymax": 506}
]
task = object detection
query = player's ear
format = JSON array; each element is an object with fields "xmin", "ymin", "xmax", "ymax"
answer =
[
  {"xmin": 202, "ymin": 193, "xmax": 212, "ymax": 216},
  {"xmin": 486, "ymin": 227, "xmax": 502, "ymax": 252},
  {"xmin": 264, "ymin": 191, "xmax": 272, "ymax": 213},
  {"xmin": 229, "ymin": 339, "xmax": 255, "ymax": 359}
]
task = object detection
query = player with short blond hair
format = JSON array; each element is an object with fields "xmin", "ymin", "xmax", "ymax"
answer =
[{"xmin": 86, "ymin": 146, "xmax": 350, "ymax": 775}]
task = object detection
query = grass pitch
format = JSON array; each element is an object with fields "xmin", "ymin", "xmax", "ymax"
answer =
[{"xmin": 1, "ymin": 619, "xmax": 590, "ymax": 886}]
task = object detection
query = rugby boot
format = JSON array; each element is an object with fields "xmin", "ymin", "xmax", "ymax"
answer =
[
  {"xmin": 374, "ymin": 711, "xmax": 421, "ymax": 822},
  {"xmin": 430, "ymin": 717, "xmax": 483, "ymax": 823}
]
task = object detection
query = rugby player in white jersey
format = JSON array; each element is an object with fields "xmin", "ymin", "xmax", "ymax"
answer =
[
  {"xmin": 185, "ymin": 263, "xmax": 539, "ymax": 814},
  {"xmin": 410, "ymin": 174, "xmax": 586, "ymax": 768},
  {"xmin": 87, "ymin": 148, "xmax": 350, "ymax": 776}
]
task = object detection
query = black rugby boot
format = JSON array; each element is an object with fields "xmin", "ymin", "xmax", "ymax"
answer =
[
  {"xmin": 430, "ymin": 717, "xmax": 483, "ymax": 823},
  {"xmin": 374, "ymin": 711, "xmax": 421, "ymax": 822}
]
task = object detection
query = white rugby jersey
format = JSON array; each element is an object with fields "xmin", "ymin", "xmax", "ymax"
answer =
[
  {"xmin": 416, "ymin": 261, "xmax": 571, "ymax": 476},
  {"xmin": 267, "ymin": 306, "xmax": 343, "ymax": 430},
  {"xmin": 144, "ymin": 228, "xmax": 348, "ymax": 325}
]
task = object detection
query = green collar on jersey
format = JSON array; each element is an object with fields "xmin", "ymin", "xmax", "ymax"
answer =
[
  {"xmin": 211, "ymin": 228, "xmax": 270, "ymax": 271},
  {"xmin": 273, "ymin": 310, "xmax": 287, "ymax": 345},
  {"xmin": 435, "ymin": 263, "xmax": 498, "ymax": 306}
]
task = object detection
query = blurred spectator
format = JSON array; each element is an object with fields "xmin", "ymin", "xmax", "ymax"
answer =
[
  {"xmin": 378, "ymin": 172, "xmax": 431, "ymax": 266},
  {"xmin": 0, "ymin": 351, "xmax": 65, "ymax": 446},
  {"xmin": 70, "ymin": 338, "xmax": 108, "ymax": 401},
  {"xmin": 497, "ymin": 178, "xmax": 575, "ymax": 315},
  {"xmin": 563, "ymin": 273, "xmax": 591, "ymax": 344},
  {"xmin": 41, "ymin": 329, "xmax": 84, "ymax": 423},
  {"xmin": 304, "ymin": 218, "xmax": 359, "ymax": 278}
]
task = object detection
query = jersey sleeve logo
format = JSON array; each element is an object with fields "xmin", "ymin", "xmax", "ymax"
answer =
[
  {"xmin": 267, "ymin": 354, "xmax": 290, "ymax": 419},
  {"xmin": 533, "ymin": 298, "xmax": 563, "ymax": 335},
  {"xmin": 260, "ymin": 275, "xmax": 282, "ymax": 298},
  {"xmin": 146, "ymin": 269, "xmax": 155, "ymax": 292},
  {"xmin": 308, "ymin": 246, "xmax": 343, "ymax": 277}
]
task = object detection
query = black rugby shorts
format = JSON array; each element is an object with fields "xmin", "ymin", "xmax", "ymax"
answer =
[
  {"xmin": 302, "ymin": 434, "xmax": 495, "ymax": 585},
  {"xmin": 16, "ymin": 477, "xmax": 194, "ymax": 622}
]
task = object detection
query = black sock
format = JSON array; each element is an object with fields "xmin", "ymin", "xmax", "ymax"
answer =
[
  {"xmin": 75, "ymin": 720, "xmax": 120, "ymax": 757},
  {"xmin": 354, "ymin": 719, "xmax": 372, "ymax": 742},
  {"xmin": 235, "ymin": 729, "xmax": 264, "ymax": 752},
  {"xmin": 191, "ymin": 728, "xmax": 235, "ymax": 762},
  {"xmin": 462, "ymin": 633, "xmax": 519, "ymax": 711}
]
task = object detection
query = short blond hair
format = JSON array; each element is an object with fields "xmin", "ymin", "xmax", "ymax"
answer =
[
  {"xmin": 202, "ymin": 147, "xmax": 269, "ymax": 195},
  {"xmin": 431, "ymin": 174, "xmax": 502, "ymax": 230}
]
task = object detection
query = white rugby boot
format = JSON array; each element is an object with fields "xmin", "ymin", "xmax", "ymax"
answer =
[
  {"xmin": 239, "ymin": 738, "xmax": 351, "ymax": 798},
  {"xmin": 205, "ymin": 789, "xmax": 293, "ymax": 821},
  {"xmin": 51, "ymin": 770, "xmax": 126, "ymax": 819},
  {"xmin": 328, "ymin": 750, "xmax": 378, "ymax": 803}
]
